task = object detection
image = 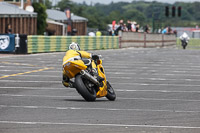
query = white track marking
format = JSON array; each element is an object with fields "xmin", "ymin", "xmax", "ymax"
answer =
[
  {"xmin": 112, "ymin": 82, "xmax": 200, "ymax": 87},
  {"xmin": 1, "ymin": 94, "xmax": 200, "ymax": 102},
  {"xmin": 0, "ymin": 87, "xmax": 68, "ymax": 90},
  {"xmin": 1, "ymin": 80, "xmax": 200, "ymax": 87},
  {"xmin": 0, "ymin": 120, "xmax": 200, "ymax": 129},
  {"xmin": 1, "ymin": 87, "xmax": 200, "ymax": 93},
  {"xmin": 0, "ymin": 105, "xmax": 200, "ymax": 113},
  {"xmin": 0, "ymin": 80, "xmax": 60, "ymax": 83}
]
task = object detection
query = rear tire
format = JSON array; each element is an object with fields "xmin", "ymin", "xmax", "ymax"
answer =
[
  {"xmin": 75, "ymin": 75, "xmax": 96, "ymax": 101},
  {"xmin": 106, "ymin": 81, "xmax": 116, "ymax": 101}
]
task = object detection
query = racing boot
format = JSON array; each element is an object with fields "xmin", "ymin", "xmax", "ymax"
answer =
[{"xmin": 62, "ymin": 74, "xmax": 73, "ymax": 88}]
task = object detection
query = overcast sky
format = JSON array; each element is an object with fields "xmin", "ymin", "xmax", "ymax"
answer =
[{"xmin": 72, "ymin": 0, "xmax": 200, "ymax": 5}]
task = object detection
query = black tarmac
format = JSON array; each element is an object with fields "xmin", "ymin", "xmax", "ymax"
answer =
[{"xmin": 0, "ymin": 48, "xmax": 200, "ymax": 133}]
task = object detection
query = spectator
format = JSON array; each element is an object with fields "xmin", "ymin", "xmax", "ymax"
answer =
[
  {"xmin": 123, "ymin": 24, "xmax": 128, "ymax": 32},
  {"xmin": 88, "ymin": 31, "xmax": 95, "ymax": 36},
  {"xmin": 115, "ymin": 20, "xmax": 124, "ymax": 35},
  {"xmin": 5, "ymin": 24, "xmax": 12, "ymax": 34},
  {"xmin": 96, "ymin": 31, "xmax": 102, "ymax": 36},
  {"xmin": 136, "ymin": 24, "xmax": 140, "ymax": 32},
  {"xmin": 173, "ymin": 30, "xmax": 177, "ymax": 37},
  {"xmin": 131, "ymin": 21, "xmax": 137, "ymax": 32},
  {"xmin": 162, "ymin": 27, "xmax": 168, "ymax": 34},
  {"xmin": 119, "ymin": 19, "xmax": 124, "ymax": 25},
  {"xmin": 167, "ymin": 27, "xmax": 173, "ymax": 34},
  {"xmin": 127, "ymin": 20, "xmax": 132, "ymax": 31},
  {"xmin": 144, "ymin": 25, "xmax": 149, "ymax": 33}
]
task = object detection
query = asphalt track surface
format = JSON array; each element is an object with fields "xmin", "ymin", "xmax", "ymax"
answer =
[{"xmin": 0, "ymin": 48, "xmax": 200, "ymax": 133}]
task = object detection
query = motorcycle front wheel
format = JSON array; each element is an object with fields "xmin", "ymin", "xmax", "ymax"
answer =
[
  {"xmin": 106, "ymin": 81, "xmax": 116, "ymax": 101},
  {"xmin": 75, "ymin": 75, "xmax": 96, "ymax": 101},
  {"xmin": 182, "ymin": 42, "xmax": 187, "ymax": 49}
]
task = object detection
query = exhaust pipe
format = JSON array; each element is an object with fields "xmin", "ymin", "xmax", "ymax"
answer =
[{"xmin": 80, "ymin": 70, "xmax": 100, "ymax": 86}]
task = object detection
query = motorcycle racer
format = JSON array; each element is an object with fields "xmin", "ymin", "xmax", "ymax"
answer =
[
  {"xmin": 180, "ymin": 32, "xmax": 190, "ymax": 49},
  {"xmin": 62, "ymin": 42, "xmax": 103, "ymax": 87}
]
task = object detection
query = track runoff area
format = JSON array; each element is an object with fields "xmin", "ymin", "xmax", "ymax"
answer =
[{"xmin": 0, "ymin": 48, "xmax": 200, "ymax": 133}]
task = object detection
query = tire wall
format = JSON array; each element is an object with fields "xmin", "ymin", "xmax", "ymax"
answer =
[{"xmin": 27, "ymin": 36, "xmax": 119, "ymax": 53}]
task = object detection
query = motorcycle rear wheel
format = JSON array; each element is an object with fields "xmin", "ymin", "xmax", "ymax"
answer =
[
  {"xmin": 106, "ymin": 81, "xmax": 116, "ymax": 101},
  {"xmin": 75, "ymin": 75, "xmax": 96, "ymax": 101}
]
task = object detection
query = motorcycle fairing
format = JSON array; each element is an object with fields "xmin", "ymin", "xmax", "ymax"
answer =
[
  {"xmin": 96, "ymin": 64, "xmax": 107, "ymax": 97},
  {"xmin": 63, "ymin": 60, "xmax": 87, "ymax": 78}
]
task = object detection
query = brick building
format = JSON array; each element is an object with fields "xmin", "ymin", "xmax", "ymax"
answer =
[
  {"xmin": 46, "ymin": 9, "xmax": 88, "ymax": 36},
  {"xmin": 0, "ymin": 2, "xmax": 37, "ymax": 35}
]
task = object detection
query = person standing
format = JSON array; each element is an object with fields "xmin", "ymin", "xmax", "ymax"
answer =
[{"xmin": 5, "ymin": 24, "xmax": 12, "ymax": 34}]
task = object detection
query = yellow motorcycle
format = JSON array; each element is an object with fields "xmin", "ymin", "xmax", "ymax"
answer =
[{"xmin": 63, "ymin": 55, "xmax": 116, "ymax": 101}]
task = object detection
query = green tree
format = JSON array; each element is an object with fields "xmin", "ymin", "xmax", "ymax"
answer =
[
  {"xmin": 57, "ymin": 0, "xmax": 75, "ymax": 11},
  {"xmin": 81, "ymin": 6, "xmax": 107, "ymax": 30},
  {"xmin": 32, "ymin": 2, "xmax": 47, "ymax": 35},
  {"xmin": 45, "ymin": 0, "xmax": 52, "ymax": 9},
  {"xmin": 104, "ymin": 11, "xmax": 124, "ymax": 24},
  {"xmin": 124, "ymin": 9, "xmax": 146, "ymax": 25}
]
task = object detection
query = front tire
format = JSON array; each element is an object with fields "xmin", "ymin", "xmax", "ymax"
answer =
[
  {"xmin": 106, "ymin": 81, "xmax": 116, "ymax": 101},
  {"xmin": 182, "ymin": 42, "xmax": 187, "ymax": 49},
  {"xmin": 75, "ymin": 75, "xmax": 96, "ymax": 101}
]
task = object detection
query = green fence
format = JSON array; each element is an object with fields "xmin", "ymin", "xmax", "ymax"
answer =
[
  {"xmin": 27, "ymin": 36, "xmax": 119, "ymax": 53},
  {"xmin": 177, "ymin": 38, "xmax": 200, "ymax": 49}
]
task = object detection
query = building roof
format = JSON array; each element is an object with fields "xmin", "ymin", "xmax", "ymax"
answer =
[
  {"xmin": 46, "ymin": 9, "xmax": 88, "ymax": 22},
  {"xmin": 0, "ymin": 2, "xmax": 37, "ymax": 17}
]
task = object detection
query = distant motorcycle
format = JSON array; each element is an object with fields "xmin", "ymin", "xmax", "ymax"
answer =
[{"xmin": 180, "ymin": 32, "xmax": 190, "ymax": 49}]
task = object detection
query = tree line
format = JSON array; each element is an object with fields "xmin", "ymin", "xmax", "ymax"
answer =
[{"xmin": 33, "ymin": 0, "xmax": 200, "ymax": 34}]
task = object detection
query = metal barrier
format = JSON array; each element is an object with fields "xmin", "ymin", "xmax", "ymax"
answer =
[
  {"xmin": 27, "ymin": 36, "xmax": 119, "ymax": 53},
  {"xmin": 120, "ymin": 32, "xmax": 176, "ymax": 48}
]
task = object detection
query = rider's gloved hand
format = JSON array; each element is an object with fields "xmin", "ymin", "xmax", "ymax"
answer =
[{"xmin": 92, "ymin": 54, "xmax": 99, "ymax": 60}]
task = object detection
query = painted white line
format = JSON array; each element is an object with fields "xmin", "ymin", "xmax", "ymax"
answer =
[
  {"xmin": 0, "ymin": 120, "xmax": 200, "ymax": 129},
  {"xmin": 105, "ymin": 71, "xmax": 200, "ymax": 75},
  {"xmin": 0, "ymin": 105, "xmax": 199, "ymax": 113},
  {"xmin": 1, "ymin": 80, "xmax": 200, "ymax": 87},
  {"xmin": 117, "ymin": 97, "xmax": 200, "ymax": 102},
  {"xmin": 112, "ymin": 82, "xmax": 200, "ymax": 87},
  {"xmin": 138, "ymin": 77, "xmax": 200, "ymax": 81},
  {"xmin": 1, "ymin": 73, "xmax": 200, "ymax": 82},
  {"xmin": 0, "ymin": 52, "xmax": 64, "ymax": 59},
  {"xmin": 0, "ymin": 87, "xmax": 70, "ymax": 90},
  {"xmin": 105, "ymin": 67, "xmax": 200, "ymax": 71},
  {"xmin": 3, "ymin": 69, "xmax": 200, "ymax": 77},
  {"xmin": 0, "ymin": 80, "xmax": 60, "ymax": 83},
  {"xmin": 1, "ymin": 94, "xmax": 200, "ymax": 102},
  {"xmin": 1, "ymin": 87, "xmax": 200, "ymax": 93},
  {"xmin": 116, "ymin": 89, "xmax": 200, "ymax": 93},
  {"xmin": 16, "ymin": 75, "xmax": 60, "ymax": 78},
  {"xmin": 0, "ymin": 94, "xmax": 76, "ymax": 98},
  {"xmin": 108, "ymin": 77, "xmax": 132, "ymax": 79},
  {"xmin": 1, "ymin": 86, "xmax": 200, "ymax": 93},
  {"xmin": 150, "ymin": 73, "xmax": 200, "ymax": 77},
  {"xmin": 0, "ymin": 66, "xmax": 42, "ymax": 68},
  {"xmin": 109, "ymin": 77, "xmax": 200, "ymax": 82},
  {"xmin": 105, "ymin": 62, "xmax": 200, "ymax": 66}
]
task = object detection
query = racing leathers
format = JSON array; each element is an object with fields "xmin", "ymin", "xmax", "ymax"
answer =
[{"xmin": 62, "ymin": 50, "xmax": 92, "ymax": 87}]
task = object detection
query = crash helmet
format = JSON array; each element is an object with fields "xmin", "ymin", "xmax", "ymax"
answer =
[{"xmin": 68, "ymin": 42, "xmax": 80, "ymax": 51}]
